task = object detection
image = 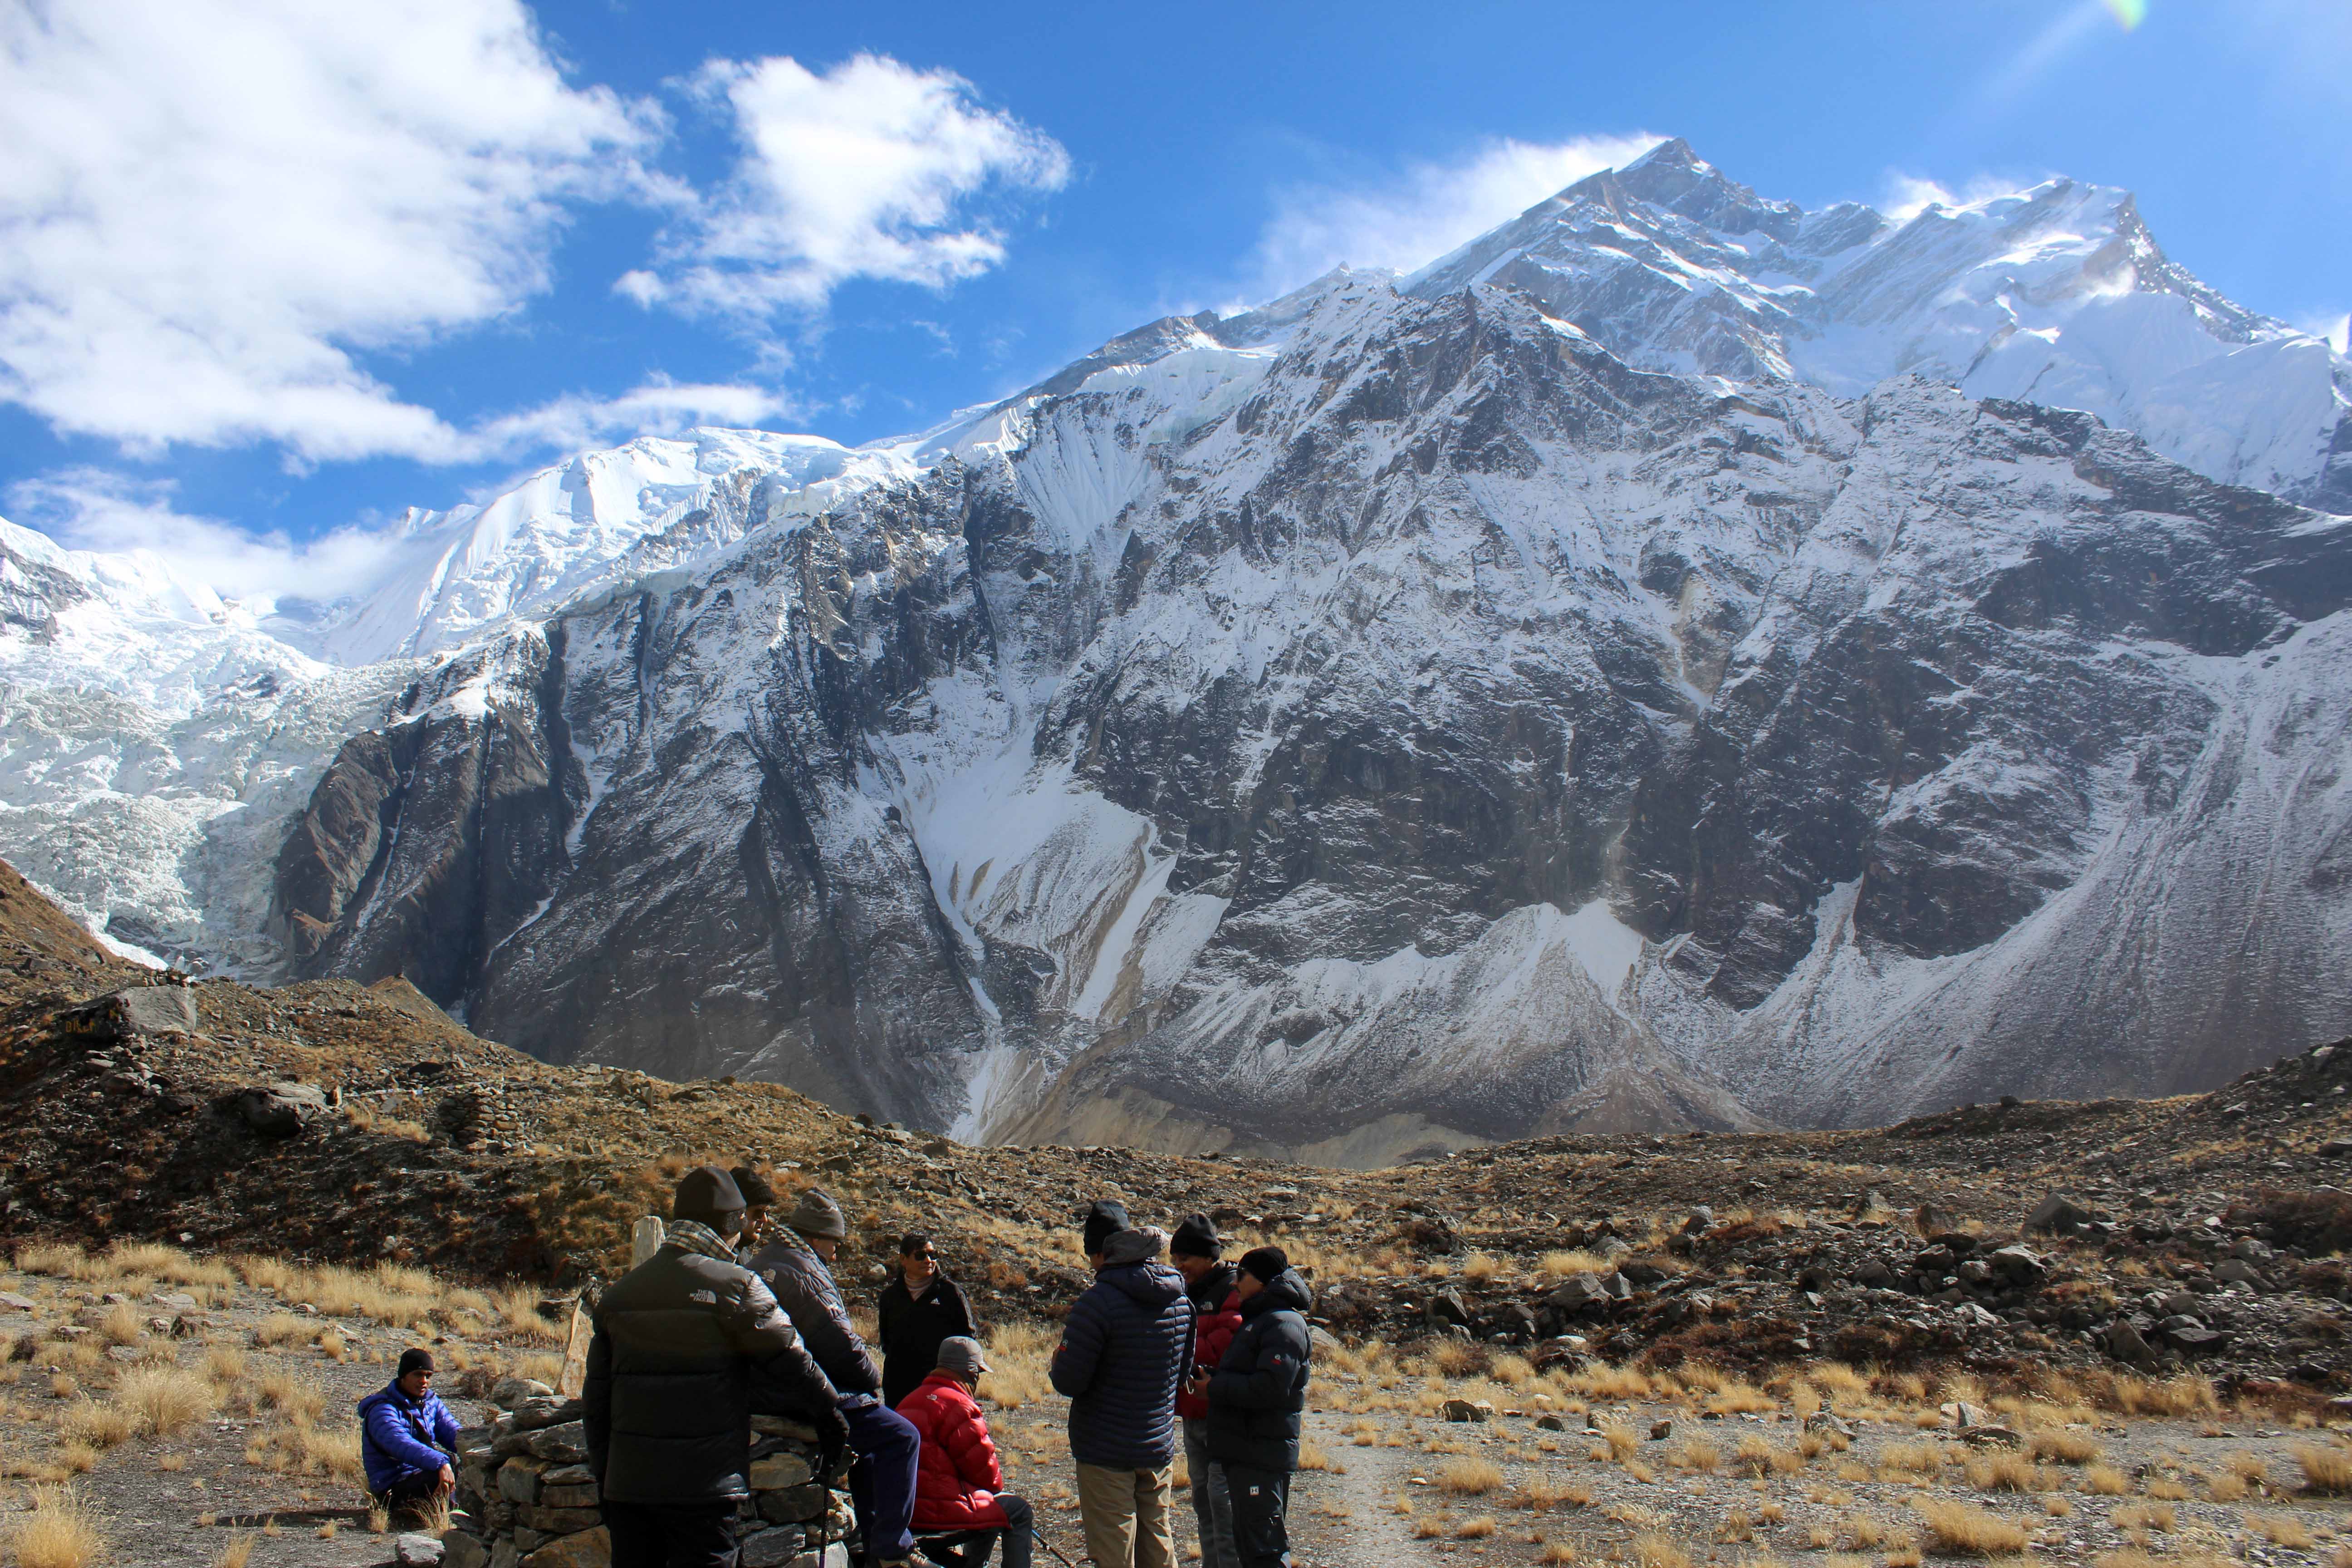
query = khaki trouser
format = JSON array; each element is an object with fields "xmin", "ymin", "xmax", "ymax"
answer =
[{"xmin": 1075, "ymin": 1460, "xmax": 1176, "ymax": 1568}]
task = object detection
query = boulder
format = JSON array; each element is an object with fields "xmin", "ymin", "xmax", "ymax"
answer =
[
  {"xmin": 1441, "ymin": 1399, "xmax": 1493, "ymax": 1423},
  {"xmin": 62, "ymin": 985, "xmax": 199, "ymax": 1041},
  {"xmin": 2106, "ymin": 1321, "xmax": 2156, "ymax": 1366},
  {"xmin": 2214, "ymin": 1259, "xmax": 2267, "ymax": 1291},
  {"xmin": 231, "ymin": 1081, "xmax": 331, "ymax": 1137},
  {"xmin": 491, "ymin": 1377, "xmax": 556, "ymax": 1409},
  {"xmin": 397, "ymin": 1535, "xmax": 447, "ymax": 1566},
  {"xmin": 737, "ymin": 1529, "xmax": 804, "ymax": 1568},
  {"xmin": 526, "ymin": 1421, "xmax": 590, "ymax": 1463},
  {"xmin": 441, "ymin": 1536, "xmax": 490, "ymax": 1568},
  {"xmin": 1535, "ymin": 1413, "xmax": 1570, "ymax": 1431},
  {"xmin": 519, "ymin": 1529, "xmax": 609, "ymax": 1568},
  {"xmin": 2023, "ymin": 1196, "xmax": 2093, "ymax": 1236},
  {"xmin": 748, "ymin": 1453, "xmax": 813, "ymax": 1490},
  {"xmin": 1650, "ymin": 1419, "xmax": 1673, "ymax": 1441},
  {"xmin": 1985, "ymin": 1246, "xmax": 2049, "ymax": 1287},
  {"xmin": 1545, "ymin": 1276, "xmax": 1612, "ymax": 1313}
]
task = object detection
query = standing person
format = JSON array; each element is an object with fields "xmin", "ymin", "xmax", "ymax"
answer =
[
  {"xmin": 358, "ymin": 1349, "xmax": 459, "ymax": 1515},
  {"xmin": 878, "ymin": 1232, "xmax": 977, "ymax": 1411},
  {"xmin": 1188, "ymin": 1247, "xmax": 1313, "ymax": 1568},
  {"xmin": 897, "ymin": 1337, "xmax": 1035, "ymax": 1568},
  {"xmin": 748, "ymin": 1187, "xmax": 923, "ymax": 1568},
  {"xmin": 1049, "ymin": 1202, "xmax": 1193, "ymax": 1568},
  {"xmin": 1169, "ymin": 1216, "xmax": 1242, "ymax": 1568},
  {"xmin": 584, "ymin": 1165, "xmax": 845, "ymax": 1568}
]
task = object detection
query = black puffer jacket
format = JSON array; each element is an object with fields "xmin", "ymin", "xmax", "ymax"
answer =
[
  {"xmin": 877, "ymin": 1272, "xmax": 976, "ymax": 1411},
  {"xmin": 746, "ymin": 1232, "xmax": 882, "ymax": 1398},
  {"xmin": 1205, "ymin": 1268, "xmax": 1313, "ymax": 1472},
  {"xmin": 1049, "ymin": 1230, "xmax": 1194, "ymax": 1470},
  {"xmin": 583, "ymin": 1243, "xmax": 838, "ymax": 1504}
]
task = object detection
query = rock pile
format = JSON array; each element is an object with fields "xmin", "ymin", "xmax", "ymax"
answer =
[{"xmin": 444, "ymin": 1386, "xmax": 852, "ymax": 1568}]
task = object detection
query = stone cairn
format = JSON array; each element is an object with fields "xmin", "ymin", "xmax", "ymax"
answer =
[{"xmin": 441, "ymin": 1379, "xmax": 853, "ymax": 1568}]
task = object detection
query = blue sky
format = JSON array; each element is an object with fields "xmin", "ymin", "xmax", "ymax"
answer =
[{"xmin": 2, "ymin": 0, "xmax": 2347, "ymax": 594}]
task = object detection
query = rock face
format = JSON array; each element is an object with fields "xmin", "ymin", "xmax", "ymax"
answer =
[{"xmin": 5, "ymin": 142, "xmax": 2352, "ymax": 1160}]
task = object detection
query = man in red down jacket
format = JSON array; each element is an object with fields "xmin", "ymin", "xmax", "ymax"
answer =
[
  {"xmin": 896, "ymin": 1336, "xmax": 1035, "ymax": 1568},
  {"xmin": 1171, "ymin": 1215, "xmax": 1242, "ymax": 1568}
]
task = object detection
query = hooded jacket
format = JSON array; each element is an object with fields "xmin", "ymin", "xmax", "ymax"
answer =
[
  {"xmin": 1176, "ymin": 1260, "xmax": 1242, "ymax": 1423},
  {"xmin": 1049, "ymin": 1228, "xmax": 1195, "ymax": 1470},
  {"xmin": 1205, "ymin": 1267, "xmax": 1313, "ymax": 1472},
  {"xmin": 357, "ymin": 1381, "xmax": 460, "ymax": 1494},
  {"xmin": 583, "ymin": 1240, "xmax": 838, "ymax": 1505},
  {"xmin": 897, "ymin": 1370, "xmax": 1012, "ymax": 1531},
  {"xmin": 746, "ymin": 1230, "xmax": 882, "ymax": 1398}
]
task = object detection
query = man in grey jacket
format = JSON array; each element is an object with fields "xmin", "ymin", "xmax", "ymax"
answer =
[
  {"xmin": 584, "ymin": 1166, "xmax": 843, "ymax": 1568},
  {"xmin": 747, "ymin": 1186, "xmax": 922, "ymax": 1568}
]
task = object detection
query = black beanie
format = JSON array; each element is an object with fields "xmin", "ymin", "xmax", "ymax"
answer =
[
  {"xmin": 730, "ymin": 1165, "xmax": 779, "ymax": 1208},
  {"xmin": 674, "ymin": 1164, "xmax": 746, "ymax": 1223},
  {"xmin": 1170, "ymin": 1213, "xmax": 1222, "ymax": 1259},
  {"xmin": 1237, "ymin": 1245, "xmax": 1289, "ymax": 1284},
  {"xmin": 1081, "ymin": 1200, "xmax": 1130, "ymax": 1256},
  {"xmin": 398, "ymin": 1348, "xmax": 435, "ymax": 1377}
]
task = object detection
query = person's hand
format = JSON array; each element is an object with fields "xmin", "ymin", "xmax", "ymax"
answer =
[
  {"xmin": 1186, "ymin": 1368, "xmax": 1211, "ymax": 1396},
  {"xmin": 436, "ymin": 1463, "xmax": 456, "ymax": 1495}
]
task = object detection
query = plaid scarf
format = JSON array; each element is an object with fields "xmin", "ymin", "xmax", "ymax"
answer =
[{"xmin": 663, "ymin": 1218, "xmax": 740, "ymax": 1265}]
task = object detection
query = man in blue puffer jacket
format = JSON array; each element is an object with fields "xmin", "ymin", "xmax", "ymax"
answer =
[
  {"xmin": 358, "ymin": 1349, "xmax": 461, "ymax": 1510},
  {"xmin": 1050, "ymin": 1202, "xmax": 1194, "ymax": 1568}
]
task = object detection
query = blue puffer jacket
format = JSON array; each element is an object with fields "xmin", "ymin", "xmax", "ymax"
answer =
[
  {"xmin": 357, "ymin": 1381, "xmax": 460, "ymax": 1494},
  {"xmin": 1049, "ymin": 1230, "xmax": 1194, "ymax": 1470}
]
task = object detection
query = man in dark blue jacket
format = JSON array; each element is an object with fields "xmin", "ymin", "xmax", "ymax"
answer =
[
  {"xmin": 1049, "ymin": 1203, "xmax": 1193, "ymax": 1568},
  {"xmin": 358, "ymin": 1349, "xmax": 461, "ymax": 1510},
  {"xmin": 1189, "ymin": 1247, "xmax": 1312, "ymax": 1568}
]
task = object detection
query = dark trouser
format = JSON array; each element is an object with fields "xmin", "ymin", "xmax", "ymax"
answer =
[
  {"xmin": 916, "ymin": 1494, "xmax": 1034, "ymax": 1568},
  {"xmin": 1223, "ymin": 1465, "xmax": 1292, "ymax": 1568},
  {"xmin": 370, "ymin": 1469, "xmax": 443, "ymax": 1511},
  {"xmin": 604, "ymin": 1499, "xmax": 740, "ymax": 1568},
  {"xmin": 844, "ymin": 1396, "xmax": 921, "ymax": 1562},
  {"xmin": 1182, "ymin": 1418, "xmax": 1239, "ymax": 1568}
]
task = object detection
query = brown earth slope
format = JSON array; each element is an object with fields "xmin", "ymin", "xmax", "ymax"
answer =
[{"xmin": 2, "ymin": 856, "xmax": 2349, "ymax": 1397}]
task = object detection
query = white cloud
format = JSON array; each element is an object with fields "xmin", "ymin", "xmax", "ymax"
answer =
[
  {"xmin": 8, "ymin": 470, "xmax": 402, "ymax": 611},
  {"xmin": 628, "ymin": 53, "xmax": 1070, "ymax": 322},
  {"xmin": 1251, "ymin": 133, "xmax": 1664, "ymax": 295},
  {"xmin": 463, "ymin": 378, "xmax": 798, "ymax": 457},
  {"xmin": 0, "ymin": 0, "xmax": 659, "ymax": 464}
]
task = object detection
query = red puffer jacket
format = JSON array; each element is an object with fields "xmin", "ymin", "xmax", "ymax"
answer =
[
  {"xmin": 1177, "ymin": 1262, "xmax": 1243, "ymax": 1422},
  {"xmin": 896, "ymin": 1371, "xmax": 1011, "ymax": 1530}
]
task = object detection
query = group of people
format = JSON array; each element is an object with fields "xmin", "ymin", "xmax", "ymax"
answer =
[{"xmin": 355, "ymin": 1164, "xmax": 1313, "ymax": 1568}]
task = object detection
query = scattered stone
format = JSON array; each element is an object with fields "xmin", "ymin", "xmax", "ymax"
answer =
[
  {"xmin": 1441, "ymin": 1399, "xmax": 1494, "ymax": 1423},
  {"xmin": 1650, "ymin": 1419, "xmax": 1673, "ymax": 1441},
  {"xmin": 395, "ymin": 1534, "xmax": 446, "ymax": 1567}
]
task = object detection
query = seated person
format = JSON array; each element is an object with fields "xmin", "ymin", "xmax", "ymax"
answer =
[
  {"xmin": 895, "ymin": 1337, "xmax": 1034, "ymax": 1568},
  {"xmin": 358, "ymin": 1349, "xmax": 460, "ymax": 1512}
]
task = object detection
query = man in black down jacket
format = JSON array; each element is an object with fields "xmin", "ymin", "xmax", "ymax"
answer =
[
  {"xmin": 746, "ymin": 1186, "xmax": 923, "ymax": 1568},
  {"xmin": 1049, "ymin": 1204, "xmax": 1193, "ymax": 1568},
  {"xmin": 1190, "ymin": 1246, "xmax": 1312, "ymax": 1568},
  {"xmin": 584, "ymin": 1166, "xmax": 843, "ymax": 1568}
]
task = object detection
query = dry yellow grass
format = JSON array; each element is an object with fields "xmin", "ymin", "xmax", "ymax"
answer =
[
  {"xmin": 114, "ymin": 1365, "xmax": 216, "ymax": 1436},
  {"xmin": 1520, "ymin": 1475, "xmax": 1591, "ymax": 1510},
  {"xmin": 1439, "ymin": 1456, "xmax": 1504, "ymax": 1495},
  {"xmin": 1912, "ymin": 1498, "xmax": 2029, "ymax": 1556},
  {"xmin": 2297, "ymin": 1444, "xmax": 2352, "ymax": 1495},
  {"xmin": 1462, "ymin": 1252, "xmax": 1508, "ymax": 1282},
  {"xmin": 213, "ymin": 1534, "xmax": 257, "ymax": 1568},
  {"xmin": 1965, "ymin": 1452, "xmax": 2053, "ymax": 1493},
  {"xmin": 2085, "ymin": 1464, "xmax": 2131, "ymax": 1496},
  {"xmin": 2028, "ymin": 1428, "xmax": 2102, "ymax": 1465},
  {"xmin": 2108, "ymin": 1374, "xmax": 2217, "ymax": 1417},
  {"xmin": 253, "ymin": 1313, "xmax": 312, "ymax": 1348},
  {"xmin": 1672, "ymin": 1439, "xmax": 1721, "ymax": 1474},
  {"xmin": 8, "ymin": 1484, "xmax": 104, "ymax": 1568},
  {"xmin": 1540, "ymin": 1545, "xmax": 1579, "ymax": 1565},
  {"xmin": 1540, "ymin": 1249, "xmax": 1614, "ymax": 1278},
  {"xmin": 2112, "ymin": 1504, "xmax": 2174, "ymax": 1533},
  {"xmin": 1456, "ymin": 1516, "xmax": 1498, "ymax": 1539},
  {"xmin": 977, "ymin": 1322, "xmax": 1054, "ymax": 1411},
  {"xmin": 59, "ymin": 1400, "xmax": 136, "ymax": 1449},
  {"xmin": 1878, "ymin": 1442, "xmax": 1944, "ymax": 1476},
  {"xmin": 1632, "ymin": 1531, "xmax": 1693, "ymax": 1568},
  {"xmin": 2249, "ymin": 1512, "xmax": 2316, "ymax": 1548}
]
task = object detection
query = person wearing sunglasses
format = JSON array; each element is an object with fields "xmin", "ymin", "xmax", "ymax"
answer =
[{"xmin": 878, "ymin": 1232, "xmax": 978, "ymax": 1412}]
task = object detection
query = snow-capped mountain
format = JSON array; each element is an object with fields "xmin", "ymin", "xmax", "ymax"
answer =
[
  {"xmin": 1412, "ymin": 139, "xmax": 2352, "ymax": 511},
  {"xmin": 4, "ymin": 142, "xmax": 2349, "ymax": 1162}
]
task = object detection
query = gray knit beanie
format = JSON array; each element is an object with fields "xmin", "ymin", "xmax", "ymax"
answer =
[{"xmin": 789, "ymin": 1186, "xmax": 848, "ymax": 1240}]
